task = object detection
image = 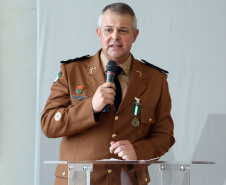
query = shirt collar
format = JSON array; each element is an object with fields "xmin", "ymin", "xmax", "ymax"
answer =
[{"xmin": 100, "ymin": 52, "xmax": 132, "ymax": 76}]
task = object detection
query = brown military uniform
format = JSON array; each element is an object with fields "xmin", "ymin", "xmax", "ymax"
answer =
[{"xmin": 41, "ymin": 49, "xmax": 175, "ymax": 185}]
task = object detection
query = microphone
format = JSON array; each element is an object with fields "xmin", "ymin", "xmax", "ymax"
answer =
[{"xmin": 103, "ymin": 60, "xmax": 117, "ymax": 113}]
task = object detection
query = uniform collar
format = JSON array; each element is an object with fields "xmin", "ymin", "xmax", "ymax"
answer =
[{"xmin": 100, "ymin": 52, "xmax": 132, "ymax": 76}]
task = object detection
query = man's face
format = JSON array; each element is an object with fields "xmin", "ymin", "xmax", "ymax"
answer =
[{"xmin": 96, "ymin": 10, "xmax": 139, "ymax": 64}]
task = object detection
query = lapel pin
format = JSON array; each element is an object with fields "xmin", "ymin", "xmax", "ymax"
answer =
[
  {"xmin": 136, "ymin": 71, "xmax": 143, "ymax": 77},
  {"xmin": 89, "ymin": 67, "xmax": 97, "ymax": 74}
]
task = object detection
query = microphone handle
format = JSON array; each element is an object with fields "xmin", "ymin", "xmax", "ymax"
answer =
[
  {"xmin": 103, "ymin": 72, "xmax": 115, "ymax": 113},
  {"xmin": 103, "ymin": 104, "xmax": 110, "ymax": 113}
]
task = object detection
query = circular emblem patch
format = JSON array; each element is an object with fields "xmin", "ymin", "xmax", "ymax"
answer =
[{"xmin": 55, "ymin": 112, "xmax": 61, "ymax": 121}]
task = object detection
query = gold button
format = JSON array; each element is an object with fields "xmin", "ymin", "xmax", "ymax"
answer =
[
  {"xmin": 149, "ymin": 118, "xmax": 152, "ymax": 122},
  {"xmin": 112, "ymin": 134, "xmax": 117, "ymax": 138},
  {"xmin": 115, "ymin": 116, "xmax": 119, "ymax": 121},
  {"xmin": 108, "ymin": 169, "xmax": 112, "ymax": 173},
  {"xmin": 62, "ymin": 172, "xmax": 66, "ymax": 176},
  {"xmin": 145, "ymin": 178, "xmax": 148, "ymax": 182},
  {"xmin": 110, "ymin": 150, "xmax": 114, "ymax": 154}
]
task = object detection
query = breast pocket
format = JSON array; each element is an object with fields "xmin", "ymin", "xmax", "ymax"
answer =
[{"xmin": 137, "ymin": 109, "xmax": 155, "ymax": 139}]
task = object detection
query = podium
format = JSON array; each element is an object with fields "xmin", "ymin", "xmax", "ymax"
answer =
[{"xmin": 44, "ymin": 160, "xmax": 216, "ymax": 185}]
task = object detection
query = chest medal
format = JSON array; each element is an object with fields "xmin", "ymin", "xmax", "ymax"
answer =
[
  {"xmin": 131, "ymin": 97, "xmax": 141, "ymax": 127},
  {"xmin": 131, "ymin": 117, "xmax": 140, "ymax": 127}
]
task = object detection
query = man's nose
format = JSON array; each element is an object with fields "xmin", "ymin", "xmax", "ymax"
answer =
[{"xmin": 112, "ymin": 30, "xmax": 120, "ymax": 40}]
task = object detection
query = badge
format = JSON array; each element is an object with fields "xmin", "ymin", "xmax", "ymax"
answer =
[
  {"xmin": 55, "ymin": 112, "xmax": 61, "ymax": 121},
  {"xmin": 76, "ymin": 86, "xmax": 84, "ymax": 94},
  {"xmin": 54, "ymin": 72, "xmax": 62, "ymax": 83},
  {"xmin": 131, "ymin": 117, "xmax": 140, "ymax": 127},
  {"xmin": 72, "ymin": 95, "xmax": 88, "ymax": 101}
]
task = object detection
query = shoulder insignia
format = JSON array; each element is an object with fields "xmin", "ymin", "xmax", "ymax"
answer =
[
  {"xmin": 141, "ymin": 59, "xmax": 169, "ymax": 74},
  {"xmin": 60, "ymin": 55, "xmax": 90, "ymax": 64}
]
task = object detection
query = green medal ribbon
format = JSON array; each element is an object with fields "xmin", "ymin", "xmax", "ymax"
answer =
[{"xmin": 132, "ymin": 103, "xmax": 141, "ymax": 115}]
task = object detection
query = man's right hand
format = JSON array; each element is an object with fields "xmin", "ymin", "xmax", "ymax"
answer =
[{"xmin": 92, "ymin": 82, "xmax": 116, "ymax": 113}]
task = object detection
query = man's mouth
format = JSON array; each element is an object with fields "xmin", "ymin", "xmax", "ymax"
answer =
[{"xmin": 110, "ymin": 44, "xmax": 122, "ymax": 48}]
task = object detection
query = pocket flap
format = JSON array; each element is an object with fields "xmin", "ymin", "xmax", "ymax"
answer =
[
  {"xmin": 55, "ymin": 164, "xmax": 68, "ymax": 179},
  {"xmin": 141, "ymin": 109, "xmax": 155, "ymax": 124}
]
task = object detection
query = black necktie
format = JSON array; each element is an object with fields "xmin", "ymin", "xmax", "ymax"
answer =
[{"xmin": 114, "ymin": 66, "xmax": 123, "ymax": 111}]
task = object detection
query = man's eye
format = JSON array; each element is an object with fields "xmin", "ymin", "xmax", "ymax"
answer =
[
  {"xmin": 120, "ymin": 30, "xmax": 127, "ymax": 33},
  {"xmin": 105, "ymin": 29, "xmax": 111, "ymax": 32}
]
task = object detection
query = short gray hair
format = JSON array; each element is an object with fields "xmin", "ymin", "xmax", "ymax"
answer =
[{"xmin": 97, "ymin": 3, "xmax": 137, "ymax": 32}]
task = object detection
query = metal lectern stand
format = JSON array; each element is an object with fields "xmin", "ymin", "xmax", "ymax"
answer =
[{"xmin": 45, "ymin": 160, "xmax": 216, "ymax": 185}]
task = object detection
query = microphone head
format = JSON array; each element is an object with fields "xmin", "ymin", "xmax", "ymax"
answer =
[{"xmin": 106, "ymin": 60, "xmax": 117, "ymax": 73}]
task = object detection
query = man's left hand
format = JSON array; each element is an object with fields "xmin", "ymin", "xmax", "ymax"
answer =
[{"xmin": 110, "ymin": 140, "xmax": 137, "ymax": 160}]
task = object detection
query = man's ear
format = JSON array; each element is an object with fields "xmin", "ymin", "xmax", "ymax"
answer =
[
  {"xmin": 133, "ymin": 29, "xmax": 139, "ymax": 43},
  {"xmin": 96, "ymin": 28, "xmax": 101, "ymax": 41}
]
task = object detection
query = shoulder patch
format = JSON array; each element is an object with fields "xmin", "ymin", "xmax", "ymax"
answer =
[
  {"xmin": 60, "ymin": 55, "xmax": 90, "ymax": 64},
  {"xmin": 141, "ymin": 59, "xmax": 169, "ymax": 74}
]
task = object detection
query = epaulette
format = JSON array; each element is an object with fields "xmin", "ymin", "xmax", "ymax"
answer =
[
  {"xmin": 141, "ymin": 59, "xmax": 169, "ymax": 74},
  {"xmin": 60, "ymin": 55, "xmax": 90, "ymax": 64}
]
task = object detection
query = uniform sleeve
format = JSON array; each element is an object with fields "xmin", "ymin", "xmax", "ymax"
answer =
[
  {"xmin": 133, "ymin": 74, "xmax": 175, "ymax": 159},
  {"xmin": 41, "ymin": 64, "xmax": 99, "ymax": 138}
]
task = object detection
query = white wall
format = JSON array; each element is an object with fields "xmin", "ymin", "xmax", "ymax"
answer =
[{"xmin": 0, "ymin": 0, "xmax": 37, "ymax": 185}]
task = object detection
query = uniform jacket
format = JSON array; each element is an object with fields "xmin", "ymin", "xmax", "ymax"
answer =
[{"xmin": 41, "ymin": 50, "xmax": 175, "ymax": 185}]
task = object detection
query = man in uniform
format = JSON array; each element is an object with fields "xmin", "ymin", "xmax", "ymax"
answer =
[{"xmin": 41, "ymin": 3, "xmax": 175, "ymax": 185}]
